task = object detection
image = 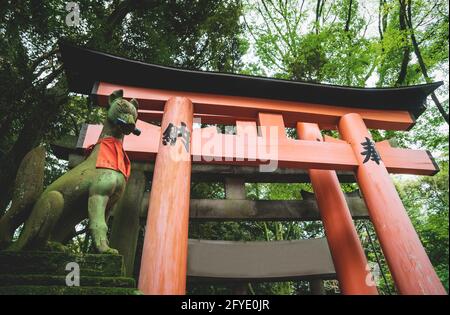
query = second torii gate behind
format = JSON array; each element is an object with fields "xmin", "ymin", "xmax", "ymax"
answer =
[{"xmin": 59, "ymin": 41, "xmax": 446, "ymax": 295}]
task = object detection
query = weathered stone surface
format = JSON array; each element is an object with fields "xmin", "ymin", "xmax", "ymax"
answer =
[
  {"xmin": 0, "ymin": 146, "xmax": 45, "ymax": 248},
  {"xmin": 0, "ymin": 285, "xmax": 141, "ymax": 295},
  {"xmin": 136, "ymin": 192, "xmax": 369, "ymax": 221},
  {"xmin": 0, "ymin": 274, "xmax": 135, "ymax": 288},
  {"xmin": 0, "ymin": 251, "xmax": 140, "ymax": 295},
  {"xmin": 110, "ymin": 170, "xmax": 146, "ymax": 277},
  {"xmin": 0, "ymin": 251, "xmax": 124, "ymax": 277}
]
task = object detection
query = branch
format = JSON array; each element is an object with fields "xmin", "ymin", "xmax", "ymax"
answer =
[
  {"xmin": 315, "ymin": 0, "xmax": 322, "ymax": 34},
  {"xmin": 378, "ymin": 0, "xmax": 388, "ymax": 39},
  {"xmin": 363, "ymin": 57, "xmax": 379, "ymax": 85},
  {"xmin": 405, "ymin": 0, "xmax": 449, "ymax": 124},
  {"xmin": 414, "ymin": 1, "xmax": 438, "ymax": 28},
  {"xmin": 30, "ymin": 47, "xmax": 59, "ymax": 72},
  {"xmin": 378, "ymin": 0, "xmax": 383, "ymax": 39},
  {"xmin": 260, "ymin": 1, "xmax": 295, "ymax": 54},
  {"xmin": 34, "ymin": 67, "xmax": 63, "ymax": 89},
  {"xmin": 269, "ymin": 0, "xmax": 296, "ymax": 53},
  {"xmin": 323, "ymin": 0, "xmax": 333, "ymax": 23},
  {"xmin": 242, "ymin": 14, "xmax": 288, "ymax": 73},
  {"xmin": 74, "ymin": 226, "xmax": 87, "ymax": 237},
  {"xmin": 190, "ymin": 38, "xmax": 210, "ymax": 69},
  {"xmin": 294, "ymin": 0, "xmax": 306, "ymax": 31},
  {"xmin": 87, "ymin": 0, "xmax": 142, "ymax": 45},
  {"xmin": 69, "ymin": 114, "xmax": 80, "ymax": 137},
  {"xmin": 344, "ymin": 0, "xmax": 353, "ymax": 32}
]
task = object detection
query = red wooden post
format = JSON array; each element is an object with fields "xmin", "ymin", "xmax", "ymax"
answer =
[
  {"xmin": 138, "ymin": 97, "xmax": 193, "ymax": 295},
  {"xmin": 297, "ymin": 122, "xmax": 378, "ymax": 295},
  {"xmin": 338, "ymin": 113, "xmax": 446, "ymax": 295}
]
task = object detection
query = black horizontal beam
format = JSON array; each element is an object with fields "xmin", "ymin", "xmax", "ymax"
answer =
[{"xmin": 58, "ymin": 40, "xmax": 442, "ymax": 120}]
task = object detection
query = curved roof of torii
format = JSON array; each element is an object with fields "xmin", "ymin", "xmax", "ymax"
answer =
[{"xmin": 58, "ymin": 40, "xmax": 442, "ymax": 120}]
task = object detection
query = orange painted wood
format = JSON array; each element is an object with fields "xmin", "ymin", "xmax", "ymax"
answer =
[
  {"xmin": 191, "ymin": 124, "xmax": 358, "ymax": 170},
  {"xmin": 94, "ymin": 82, "xmax": 415, "ymax": 130},
  {"xmin": 139, "ymin": 109, "xmax": 256, "ymax": 126},
  {"xmin": 81, "ymin": 118, "xmax": 438, "ymax": 175},
  {"xmin": 375, "ymin": 141, "xmax": 438, "ymax": 176},
  {"xmin": 235, "ymin": 120, "xmax": 258, "ymax": 161},
  {"xmin": 258, "ymin": 112, "xmax": 287, "ymax": 141},
  {"xmin": 138, "ymin": 97, "xmax": 193, "ymax": 295},
  {"xmin": 322, "ymin": 137, "xmax": 438, "ymax": 176},
  {"xmin": 338, "ymin": 113, "xmax": 446, "ymax": 295},
  {"xmin": 297, "ymin": 122, "xmax": 378, "ymax": 295},
  {"xmin": 81, "ymin": 120, "xmax": 160, "ymax": 161}
]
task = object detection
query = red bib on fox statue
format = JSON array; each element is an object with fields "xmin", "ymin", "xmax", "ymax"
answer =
[{"xmin": 86, "ymin": 137, "xmax": 131, "ymax": 180}]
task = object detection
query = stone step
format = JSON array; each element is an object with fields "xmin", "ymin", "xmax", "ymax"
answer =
[
  {"xmin": 0, "ymin": 285, "xmax": 142, "ymax": 295},
  {"xmin": 0, "ymin": 251, "xmax": 124, "ymax": 277},
  {"xmin": 0, "ymin": 274, "xmax": 136, "ymax": 288}
]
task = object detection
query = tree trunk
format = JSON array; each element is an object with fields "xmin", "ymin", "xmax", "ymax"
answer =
[{"xmin": 395, "ymin": 0, "xmax": 410, "ymax": 86}]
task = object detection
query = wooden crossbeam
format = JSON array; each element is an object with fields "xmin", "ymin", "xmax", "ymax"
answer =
[
  {"xmin": 139, "ymin": 109, "xmax": 255, "ymax": 126},
  {"xmin": 67, "ymin": 153, "xmax": 357, "ymax": 183},
  {"xmin": 79, "ymin": 118, "xmax": 438, "ymax": 175},
  {"xmin": 94, "ymin": 82, "xmax": 415, "ymax": 130}
]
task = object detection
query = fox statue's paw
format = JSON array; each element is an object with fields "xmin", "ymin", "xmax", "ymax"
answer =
[
  {"xmin": 102, "ymin": 247, "xmax": 119, "ymax": 255},
  {"xmin": 45, "ymin": 241, "xmax": 70, "ymax": 253},
  {"xmin": 95, "ymin": 239, "xmax": 119, "ymax": 255}
]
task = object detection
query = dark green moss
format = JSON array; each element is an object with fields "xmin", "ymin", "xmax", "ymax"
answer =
[
  {"xmin": 0, "ymin": 251, "xmax": 140, "ymax": 295},
  {"xmin": 0, "ymin": 285, "xmax": 142, "ymax": 295},
  {"xmin": 0, "ymin": 274, "xmax": 135, "ymax": 288},
  {"xmin": 0, "ymin": 251, "xmax": 124, "ymax": 277}
]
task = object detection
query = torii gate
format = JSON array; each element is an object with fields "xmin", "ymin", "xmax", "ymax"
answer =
[{"xmin": 59, "ymin": 41, "xmax": 446, "ymax": 295}]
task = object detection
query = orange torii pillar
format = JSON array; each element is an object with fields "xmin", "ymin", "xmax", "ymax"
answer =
[
  {"xmin": 297, "ymin": 122, "xmax": 378, "ymax": 295},
  {"xmin": 138, "ymin": 97, "xmax": 193, "ymax": 294},
  {"xmin": 339, "ymin": 113, "xmax": 446, "ymax": 295}
]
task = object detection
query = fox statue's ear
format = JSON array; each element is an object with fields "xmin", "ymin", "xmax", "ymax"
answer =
[
  {"xmin": 108, "ymin": 89, "xmax": 124, "ymax": 108},
  {"xmin": 130, "ymin": 98, "xmax": 139, "ymax": 110}
]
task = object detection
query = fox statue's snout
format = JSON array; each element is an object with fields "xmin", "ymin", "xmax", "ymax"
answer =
[{"xmin": 116, "ymin": 118, "xmax": 141, "ymax": 136}]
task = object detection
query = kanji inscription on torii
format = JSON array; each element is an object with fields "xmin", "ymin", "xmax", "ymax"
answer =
[
  {"xmin": 360, "ymin": 137, "xmax": 381, "ymax": 165},
  {"xmin": 162, "ymin": 122, "xmax": 191, "ymax": 152}
]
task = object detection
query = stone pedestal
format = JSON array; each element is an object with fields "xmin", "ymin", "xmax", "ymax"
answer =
[{"xmin": 0, "ymin": 251, "xmax": 141, "ymax": 295}]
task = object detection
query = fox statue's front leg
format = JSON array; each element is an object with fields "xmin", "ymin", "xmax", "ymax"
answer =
[
  {"xmin": 88, "ymin": 194, "xmax": 118, "ymax": 254},
  {"xmin": 88, "ymin": 172, "xmax": 126, "ymax": 255}
]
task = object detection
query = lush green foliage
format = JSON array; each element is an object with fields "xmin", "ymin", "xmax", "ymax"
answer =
[
  {"xmin": 239, "ymin": 0, "xmax": 448, "ymax": 294},
  {"xmin": 0, "ymin": 0, "xmax": 246, "ymax": 213}
]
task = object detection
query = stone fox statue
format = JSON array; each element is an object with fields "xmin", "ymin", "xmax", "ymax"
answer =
[{"xmin": 7, "ymin": 89, "xmax": 139, "ymax": 254}]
